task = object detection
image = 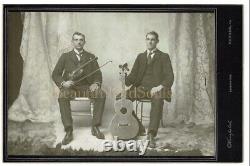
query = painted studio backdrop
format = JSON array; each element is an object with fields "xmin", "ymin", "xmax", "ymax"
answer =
[
  {"xmin": 8, "ymin": 12, "xmax": 215, "ymax": 155},
  {"xmin": 8, "ymin": 12, "xmax": 215, "ymax": 125}
]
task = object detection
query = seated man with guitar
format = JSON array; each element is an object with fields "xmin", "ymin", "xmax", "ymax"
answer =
[
  {"xmin": 116, "ymin": 31, "xmax": 174, "ymax": 148},
  {"xmin": 52, "ymin": 32, "xmax": 107, "ymax": 145}
]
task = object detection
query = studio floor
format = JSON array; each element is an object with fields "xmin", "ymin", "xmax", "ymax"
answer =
[{"xmin": 7, "ymin": 113, "xmax": 215, "ymax": 156}]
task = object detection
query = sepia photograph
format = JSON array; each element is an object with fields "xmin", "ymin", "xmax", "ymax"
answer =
[{"xmin": 3, "ymin": 5, "xmax": 242, "ymax": 162}]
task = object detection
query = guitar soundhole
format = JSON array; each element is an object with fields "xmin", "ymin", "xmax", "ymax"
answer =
[{"xmin": 120, "ymin": 107, "xmax": 127, "ymax": 114}]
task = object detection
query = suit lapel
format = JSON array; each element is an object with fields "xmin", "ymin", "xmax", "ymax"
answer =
[
  {"xmin": 150, "ymin": 49, "xmax": 160, "ymax": 65},
  {"xmin": 80, "ymin": 50, "xmax": 89, "ymax": 64},
  {"xmin": 141, "ymin": 51, "xmax": 148, "ymax": 68},
  {"xmin": 70, "ymin": 49, "xmax": 90, "ymax": 66},
  {"xmin": 137, "ymin": 51, "xmax": 149, "ymax": 86},
  {"xmin": 80, "ymin": 52, "xmax": 93, "ymax": 76},
  {"xmin": 70, "ymin": 50, "xmax": 79, "ymax": 65}
]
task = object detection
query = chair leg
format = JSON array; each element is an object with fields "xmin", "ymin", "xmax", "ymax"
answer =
[
  {"xmin": 140, "ymin": 102, "xmax": 143, "ymax": 123},
  {"xmin": 90, "ymin": 101, "xmax": 94, "ymax": 117},
  {"xmin": 135, "ymin": 100, "xmax": 138, "ymax": 116},
  {"xmin": 161, "ymin": 114, "xmax": 165, "ymax": 128}
]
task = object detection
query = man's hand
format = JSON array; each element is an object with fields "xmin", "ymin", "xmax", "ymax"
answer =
[
  {"xmin": 90, "ymin": 83, "xmax": 99, "ymax": 92},
  {"xmin": 62, "ymin": 81, "xmax": 74, "ymax": 88},
  {"xmin": 150, "ymin": 85, "xmax": 164, "ymax": 96}
]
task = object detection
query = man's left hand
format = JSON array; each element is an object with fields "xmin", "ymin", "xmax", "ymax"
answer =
[
  {"xmin": 90, "ymin": 83, "xmax": 99, "ymax": 92},
  {"xmin": 150, "ymin": 85, "xmax": 164, "ymax": 96}
]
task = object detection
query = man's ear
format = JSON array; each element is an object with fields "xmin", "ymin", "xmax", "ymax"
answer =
[{"xmin": 83, "ymin": 40, "xmax": 86, "ymax": 46}]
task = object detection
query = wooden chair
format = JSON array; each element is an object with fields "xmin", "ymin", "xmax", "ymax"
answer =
[
  {"xmin": 70, "ymin": 97, "xmax": 94, "ymax": 117},
  {"xmin": 135, "ymin": 99, "xmax": 165, "ymax": 127}
]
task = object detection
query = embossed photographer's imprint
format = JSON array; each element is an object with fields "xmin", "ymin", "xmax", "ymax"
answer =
[{"xmin": 226, "ymin": 120, "xmax": 233, "ymax": 149}]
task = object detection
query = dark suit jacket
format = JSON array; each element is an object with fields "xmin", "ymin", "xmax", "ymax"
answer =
[
  {"xmin": 52, "ymin": 49, "xmax": 102, "ymax": 88},
  {"xmin": 125, "ymin": 49, "xmax": 174, "ymax": 102}
]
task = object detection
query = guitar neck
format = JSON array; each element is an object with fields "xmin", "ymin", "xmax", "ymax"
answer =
[{"xmin": 121, "ymin": 77, "xmax": 126, "ymax": 102}]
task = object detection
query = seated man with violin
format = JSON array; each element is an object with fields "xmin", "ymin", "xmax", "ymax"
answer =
[
  {"xmin": 52, "ymin": 32, "xmax": 106, "ymax": 145},
  {"xmin": 117, "ymin": 31, "xmax": 174, "ymax": 148}
]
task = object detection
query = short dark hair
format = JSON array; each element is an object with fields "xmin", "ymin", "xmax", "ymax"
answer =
[
  {"xmin": 72, "ymin": 32, "xmax": 85, "ymax": 41},
  {"xmin": 146, "ymin": 31, "xmax": 159, "ymax": 41}
]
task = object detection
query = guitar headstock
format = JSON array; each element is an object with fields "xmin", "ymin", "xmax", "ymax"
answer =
[{"xmin": 119, "ymin": 63, "xmax": 129, "ymax": 81}]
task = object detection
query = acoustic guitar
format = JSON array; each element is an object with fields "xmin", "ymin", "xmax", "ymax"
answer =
[{"xmin": 109, "ymin": 63, "xmax": 139, "ymax": 140}]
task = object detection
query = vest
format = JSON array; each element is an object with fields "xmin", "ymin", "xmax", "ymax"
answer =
[{"xmin": 141, "ymin": 62, "xmax": 157, "ymax": 89}]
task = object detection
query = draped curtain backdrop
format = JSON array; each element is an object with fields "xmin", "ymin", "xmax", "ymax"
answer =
[{"xmin": 8, "ymin": 12, "xmax": 215, "ymax": 125}]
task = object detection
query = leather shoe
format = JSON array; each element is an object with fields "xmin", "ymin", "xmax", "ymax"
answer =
[
  {"xmin": 91, "ymin": 126, "xmax": 105, "ymax": 139},
  {"xmin": 62, "ymin": 131, "xmax": 73, "ymax": 145},
  {"xmin": 147, "ymin": 133, "xmax": 156, "ymax": 148},
  {"xmin": 138, "ymin": 126, "xmax": 146, "ymax": 136}
]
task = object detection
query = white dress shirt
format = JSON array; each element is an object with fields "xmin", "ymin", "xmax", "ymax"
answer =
[
  {"xmin": 73, "ymin": 48, "xmax": 84, "ymax": 61},
  {"xmin": 146, "ymin": 48, "xmax": 157, "ymax": 59}
]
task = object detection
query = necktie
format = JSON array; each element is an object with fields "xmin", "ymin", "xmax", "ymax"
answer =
[
  {"xmin": 78, "ymin": 53, "xmax": 83, "ymax": 61},
  {"xmin": 147, "ymin": 51, "xmax": 153, "ymax": 64},
  {"xmin": 79, "ymin": 53, "xmax": 83, "ymax": 61}
]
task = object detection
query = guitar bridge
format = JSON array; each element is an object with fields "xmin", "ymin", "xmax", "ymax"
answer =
[{"xmin": 118, "ymin": 123, "xmax": 130, "ymax": 127}]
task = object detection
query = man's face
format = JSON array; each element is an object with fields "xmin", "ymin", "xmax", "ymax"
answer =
[
  {"xmin": 146, "ymin": 34, "xmax": 158, "ymax": 50},
  {"xmin": 72, "ymin": 34, "xmax": 85, "ymax": 50}
]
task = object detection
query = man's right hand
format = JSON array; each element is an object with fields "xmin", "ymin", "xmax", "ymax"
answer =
[{"xmin": 62, "ymin": 80, "xmax": 74, "ymax": 88}]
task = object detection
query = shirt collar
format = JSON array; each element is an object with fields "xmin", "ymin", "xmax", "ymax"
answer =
[
  {"xmin": 73, "ymin": 48, "xmax": 84, "ymax": 55},
  {"xmin": 147, "ymin": 48, "xmax": 157, "ymax": 55}
]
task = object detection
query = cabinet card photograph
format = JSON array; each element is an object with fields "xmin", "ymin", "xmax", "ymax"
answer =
[{"xmin": 3, "ymin": 5, "xmax": 242, "ymax": 162}]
